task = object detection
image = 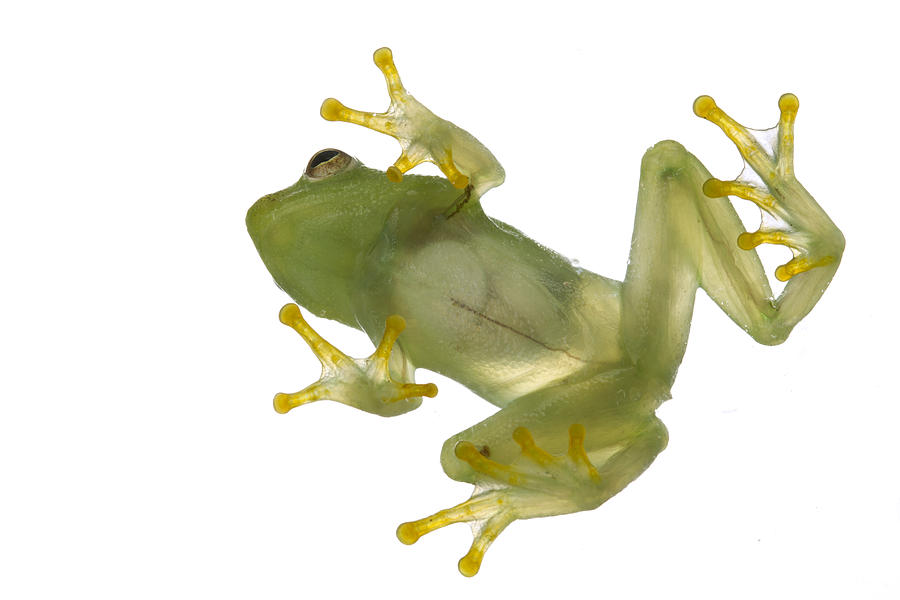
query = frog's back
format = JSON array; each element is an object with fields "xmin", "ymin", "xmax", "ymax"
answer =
[{"xmin": 354, "ymin": 203, "xmax": 627, "ymax": 407}]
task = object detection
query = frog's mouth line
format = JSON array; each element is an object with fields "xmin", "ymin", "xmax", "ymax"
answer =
[{"xmin": 449, "ymin": 297, "xmax": 589, "ymax": 364}]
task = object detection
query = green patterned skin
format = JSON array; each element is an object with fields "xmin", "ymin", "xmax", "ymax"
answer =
[{"xmin": 247, "ymin": 49, "xmax": 844, "ymax": 576}]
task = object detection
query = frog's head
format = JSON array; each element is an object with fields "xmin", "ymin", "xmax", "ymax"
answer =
[{"xmin": 246, "ymin": 148, "xmax": 457, "ymax": 326}]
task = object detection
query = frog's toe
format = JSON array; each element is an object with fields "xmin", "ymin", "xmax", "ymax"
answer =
[
  {"xmin": 697, "ymin": 94, "xmax": 839, "ymax": 281},
  {"xmin": 320, "ymin": 47, "xmax": 496, "ymax": 193},
  {"xmin": 398, "ymin": 424, "xmax": 602, "ymax": 576},
  {"xmin": 272, "ymin": 304, "xmax": 437, "ymax": 417},
  {"xmin": 694, "ymin": 93, "xmax": 801, "ymax": 183},
  {"xmin": 320, "ymin": 97, "xmax": 394, "ymax": 136},
  {"xmin": 693, "ymin": 94, "xmax": 777, "ymax": 182},
  {"xmin": 397, "ymin": 489, "xmax": 514, "ymax": 577},
  {"xmin": 456, "ymin": 424, "xmax": 602, "ymax": 487},
  {"xmin": 702, "ymin": 173, "xmax": 835, "ymax": 280}
]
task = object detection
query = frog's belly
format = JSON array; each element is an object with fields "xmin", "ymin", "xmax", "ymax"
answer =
[{"xmin": 382, "ymin": 238, "xmax": 625, "ymax": 406}]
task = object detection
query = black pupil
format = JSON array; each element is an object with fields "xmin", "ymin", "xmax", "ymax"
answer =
[{"xmin": 309, "ymin": 150, "xmax": 340, "ymax": 168}]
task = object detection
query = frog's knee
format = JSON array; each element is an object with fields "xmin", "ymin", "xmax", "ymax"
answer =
[
  {"xmin": 649, "ymin": 417, "xmax": 669, "ymax": 453},
  {"xmin": 439, "ymin": 430, "xmax": 509, "ymax": 483},
  {"xmin": 642, "ymin": 139, "xmax": 689, "ymax": 166},
  {"xmin": 440, "ymin": 434, "xmax": 474, "ymax": 482},
  {"xmin": 639, "ymin": 140, "xmax": 706, "ymax": 193},
  {"xmin": 640, "ymin": 140, "xmax": 701, "ymax": 181}
]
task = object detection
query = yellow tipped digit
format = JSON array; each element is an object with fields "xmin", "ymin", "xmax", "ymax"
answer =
[
  {"xmin": 385, "ymin": 165, "xmax": 403, "ymax": 183},
  {"xmin": 395, "ymin": 490, "xmax": 513, "ymax": 577},
  {"xmin": 694, "ymin": 94, "xmax": 835, "ymax": 281},
  {"xmin": 702, "ymin": 178, "xmax": 776, "ymax": 211},
  {"xmin": 736, "ymin": 230, "xmax": 793, "ymax": 251},
  {"xmin": 457, "ymin": 512, "xmax": 514, "ymax": 577},
  {"xmin": 386, "ymin": 154, "xmax": 417, "ymax": 183},
  {"xmin": 457, "ymin": 551, "xmax": 482, "ymax": 577},
  {"xmin": 373, "ymin": 315, "xmax": 406, "ymax": 364},
  {"xmin": 320, "ymin": 97, "xmax": 393, "ymax": 134},
  {"xmin": 396, "ymin": 521, "xmax": 422, "ymax": 545},
  {"xmin": 775, "ymin": 254, "xmax": 835, "ymax": 282},
  {"xmin": 395, "ymin": 491, "xmax": 507, "ymax": 545},
  {"xmin": 692, "ymin": 95, "xmax": 718, "ymax": 119},
  {"xmin": 271, "ymin": 305, "xmax": 437, "ymax": 415},
  {"xmin": 319, "ymin": 98, "xmax": 345, "ymax": 121},
  {"xmin": 455, "ymin": 441, "xmax": 528, "ymax": 486},
  {"xmin": 279, "ymin": 303, "xmax": 349, "ymax": 369},
  {"xmin": 567, "ymin": 424, "xmax": 601, "ymax": 482},
  {"xmin": 777, "ymin": 93, "xmax": 799, "ymax": 176},
  {"xmin": 397, "ymin": 424, "xmax": 606, "ymax": 576},
  {"xmin": 273, "ymin": 387, "xmax": 321, "ymax": 414},
  {"xmin": 693, "ymin": 95, "xmax": 775, "ymax": 180},
  {"xmin": 373, "ymin": 47, "xmax": 406, "ymax": 101},
  {"xmin": 778, "ymin": 93, "xmax": 799, "ymax": 118},
  {"xmin": 436, "ymin": 148, "xmax": 469, "ymax": 189},
  {"xmin": 318, "ymin": 47, "xmax": 486, "ymax": 193},
  {"xmin": 512, "ymin": 426, "xmax": 555, "ymax": 465}
]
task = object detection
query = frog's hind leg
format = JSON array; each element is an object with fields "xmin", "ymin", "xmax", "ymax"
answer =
[
  {"xmin": 623, "ymin": 95, "xmax": 844, "ymax": 384},
  {"xmin": 621, "ymin": 139, "xmax": 736, "ymax": 384},
  {"xmin": 397, "ymin": 369, "xmax": 669, "ymax": 576}
]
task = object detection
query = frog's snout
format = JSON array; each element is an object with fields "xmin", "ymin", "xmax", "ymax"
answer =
[{"xmin": 305, "ymin": 148, "xmax": 355, "ymax": 180}]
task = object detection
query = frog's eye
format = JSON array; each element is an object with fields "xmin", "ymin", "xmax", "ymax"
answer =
[{"xmin": 305, "ymin": 148, "xmax": 355, "ymax": 180}]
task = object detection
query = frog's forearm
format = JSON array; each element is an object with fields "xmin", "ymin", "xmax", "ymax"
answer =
[{"xmin": 272, "ymin": 304, "xmax": 436, "ymax": 417}]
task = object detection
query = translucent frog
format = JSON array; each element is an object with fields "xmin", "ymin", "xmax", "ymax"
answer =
[{"xmin": 246, "ymin": 48, "xmax": 845, "ymax": 576}]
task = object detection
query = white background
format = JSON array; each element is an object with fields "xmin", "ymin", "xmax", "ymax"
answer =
[{"xmin": 2, "ymin": 1, "xmax": 898, "ymax": 598}]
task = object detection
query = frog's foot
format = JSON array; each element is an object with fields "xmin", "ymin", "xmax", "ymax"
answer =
[
  {"xmin": 397, "ymin": 425, "xmax": 601, "ymax": 577},
  {"xmin": 695, "ymin": 94, "xmax": 840, "ymax": 281},
  {"xmin": 320, "ymin": 48, "xmax": 504, "ymax": 195},
  {"xmin": 273, "ymin": 304, "xmax": 437, "ymax": 417}
]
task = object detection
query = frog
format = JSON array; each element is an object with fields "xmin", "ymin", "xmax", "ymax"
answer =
[{"xmin": 246, "ymin": 48, "xmax": 845, "ymax": 577}]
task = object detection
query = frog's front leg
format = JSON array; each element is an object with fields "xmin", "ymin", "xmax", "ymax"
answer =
[
  {"xmin": 397, "ymin": 370, "xmax": 669, "ymax": 576},
  {"xmin": 272, "ymin": 304, "xmax": 437, "ymax": 417},
  {"xmin": 320, "ymin": 48, "xmax": 505, "ymax": 199}
]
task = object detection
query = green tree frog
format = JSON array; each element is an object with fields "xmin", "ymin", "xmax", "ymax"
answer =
[{"xmin": 246, "ymin": 48, "xmax": 845, "ymax": 576}]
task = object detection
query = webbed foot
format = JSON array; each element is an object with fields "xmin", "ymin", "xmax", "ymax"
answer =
[
  {"xmin": 273, "ymin": 304, "xmax": 437, "ymax": 417},
  {"xmin": 695, "ymin": 94, "xmax": 843, "ymax": 281},
  {"xmin": 321, "ymin": 48, "xmax": 504, "ymax": 196},
  {"xmin": 397, "ymin": 424, "xmax": 601, "ymax": 576}
]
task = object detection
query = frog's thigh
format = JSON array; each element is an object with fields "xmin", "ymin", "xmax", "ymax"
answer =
[{"xmin": 622, "ymin": 140, "xmax": 771, "ymax": 383}]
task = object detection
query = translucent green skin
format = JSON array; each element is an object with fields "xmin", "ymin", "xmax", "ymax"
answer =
[
  {"xmin": 248, "ymin": 163, "xmax": 625, "ymax": 408},
  {"xmin": 247, "ymin": 53, "xmax": 844, "ymax": 575}
]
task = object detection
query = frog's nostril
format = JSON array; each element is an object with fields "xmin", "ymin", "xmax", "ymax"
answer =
[{"xmin": 305, "ymin": 148, "xmax": 354, "ymax": 180}]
